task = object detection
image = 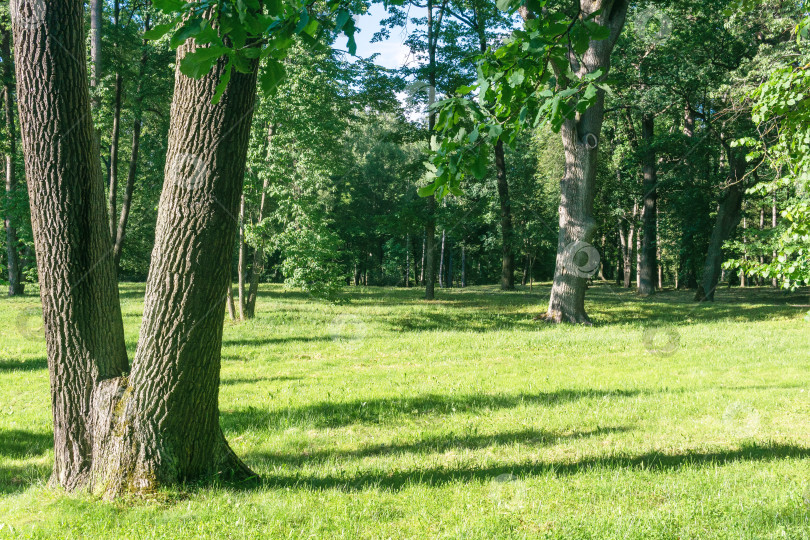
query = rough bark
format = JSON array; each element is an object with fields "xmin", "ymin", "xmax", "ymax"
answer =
[
  {"xmin": 88, "ymin": 30, "xmax": 261, "ymax": 496},
  {"xmin": 544, "ymin": 0, "xmax": 628, "ymax": 324},
  {"xmin": 695, "ymin": 148, "xmax": 747, "ymax": 301},
  {"xmin": 12, "ymin": 0, "xmax": 129, "ymax": 491},
  {"xmin": 2, "ymin": 28, "xmax": 24, "ymax": 296},
  {"xmin": 637, "ymin": 114, "xmax": 657, "ymax": 296}
]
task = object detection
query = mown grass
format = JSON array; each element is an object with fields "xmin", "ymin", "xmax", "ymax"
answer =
[{"xmin": 0, "ymin": 282, "xmax": 809, "ymax": 539}]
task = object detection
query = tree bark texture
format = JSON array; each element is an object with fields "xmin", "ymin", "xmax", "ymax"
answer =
[
  {"xmin": 12, "ymin": 0, "xmax": 129, "ymax": 491},
  {"xmin": 544, "ymin": 0, "xmax": 628, "ymax": 324}
]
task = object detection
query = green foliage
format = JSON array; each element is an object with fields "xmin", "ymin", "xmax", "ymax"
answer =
[
  {"xmin": 147, "ymin": 0, "xmax": 372, "ymax": 100},
  {"xmin": 425, "ymin": 2, "xmax": 608, "ymax": 199}
]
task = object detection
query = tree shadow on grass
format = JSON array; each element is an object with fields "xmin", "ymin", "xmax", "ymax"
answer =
[
  {"xmin": 0, "ymin": 430, "xmax": 52, "ymax": 458},
  {"xmin": 240, "ymin": 442, "xmax": 810, "ymax": 493},
  {"xmin": 246, "ymin": 426, "xmax": 631, "ymax": 466},
  {"xmin": 0, "ymin": 358, "xmax": 48, "ymax": 372},
  {"xmin": 221, "ymin": 388, "xmax": 641, "ymax": 431},
  {"xmin": 221, "ymin": 376, "xmax": 303, "ymax": 386},
  {"xmin": 222, "ymin": 336, "xmax": 333, "ymax": 348}
]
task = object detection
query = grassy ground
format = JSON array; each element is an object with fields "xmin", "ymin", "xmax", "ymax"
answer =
[{"xmin": 0, "ymin": 282, "xmax": 809, "ymax": 538}]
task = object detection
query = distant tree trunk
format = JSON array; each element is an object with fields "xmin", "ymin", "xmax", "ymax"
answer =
[
  {"xmin": 696, "ymin": 148, "xmax": 747, "ymax": 301},
  {"xmin": 1, "ymin": 28, "xmax": 24, "ymax": 296},
  {"xmin": 618, "ymin": 206, "xmax": 636, "ymax": 289},
  {"xmin": 447, "ymin": 237, "xmax": 454, "ymax": 288},
  {"xmin": 438, "ymin": 229, "xmax": 446, "ymax": 288},
  {"xmin": 772, "ymin": 194, "xmax": 778, "ymax": 287},
  {"xmin": 740, "ymin": 206, "xmax": 747, "ymax": 288},
  {"xmin": 679, "ymin": 105, "xmax": 699, "ymax": 289},
  {"xmin": 522, "ymin": 253, "xmax": 529, "ymax": 286},
  {"xmin": 419, "ymin": 234, "xmax": 427, "ymax": 285},
  {"xmin": 638, "ymin": 114, "xmax": 657, "ymax": 296},
  {"xmin": 424, "ymin": 0, "xmax": 446, "ymax": 300},
  {"xmin": 245, "ymin": 174, "xmax": 270, "ymax": 319},
  {"xmin": 461, "ymin": 245, "xmax": 466, "ymax": 287},
  {"xmin": 93, "ymin": 32, "xmax": 260, "ymax": 495},
  {"xmin": 108, "ymin": 72, "xmax": 123, "ymax": 239},
  {"xmin": 237, "ymin": 193, "xmax": 247, "ymax": 320},
  {"xmin": 226, "ymin": 281, "xmax": 236, "ymax": 321},
  {"xmin": 13, "ymin": 0, "xmax": 129, "ymax": 491},
  {"xmin": 495, "ymin": 139, "xmax": 515, "ymax": 289},
  {"xmin": 757, "ymin": 206, "xmax": 764, "ymax": 286},
  {"xmin": 90, "ymin": 0, "xmax": 102, "ymax": 91},
  {"xmin": 405, "ymin": 234, "xmax": 411, "ymax": 287},
  {"xmin": 543, "ymin": 0, "xmax": 628, "ymax": 324},
  {"xmin": 113, "ymin": 16, "xmax": 150, "ymax": 267}
]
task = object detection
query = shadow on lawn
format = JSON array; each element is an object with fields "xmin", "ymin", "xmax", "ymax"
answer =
[
  {"xmin": 221, "ymin": 388, "xmax": 640, "ymax": 430},
  {"xmin": 247, "ymin": 426, "xmax": 631, "ymax": 466},
  {"xmin": 243, "ymin": 442, "xmax": 810, "ymax": 492},
  {"xmin": 0, "ymin": 358, "xmax": 48, "ymax": 372}
]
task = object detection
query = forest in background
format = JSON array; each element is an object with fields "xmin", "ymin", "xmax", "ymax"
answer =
[{"xmin": 1, "ymin": 0, "xmax": 808, "ymax": 307}]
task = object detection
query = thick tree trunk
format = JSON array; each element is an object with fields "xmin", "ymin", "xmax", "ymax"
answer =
[
  {"xmin": 544, "ymin": 0, "xmax": 628, "ymax": 324},
  {"xmin": 696, "ymin": 149, "xmax": 747, "ymax": 301},
  {"xmin": 12, "ymin": 0, "xmax": 129, "ymax": 491},
  {"xmin": 92, "ymin": 34, "xmax": 262, "ymax": 495},
  {"xmin": 495, "ymin": 139, "xmax": 515, "ymax": 289},
  {"xmin": 638, "ymin": 114, "xmax": 657, "ymax": 296},
  {"xmin": 2, "ymin": 28, "xmax": 24, "ymax": 296}
]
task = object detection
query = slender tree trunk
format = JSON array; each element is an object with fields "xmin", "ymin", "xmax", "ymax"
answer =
[
  {"xmin": 2, "ymin": 28, "xmax": 24, "ymax": 296},
  {"xmin": 405, "ymin": 234, "xmax": 411, "ymax": 287},
  {"xmin": 438, "ymin": 229, "xmax": 446, "ymax": 288},
  {"xmin": 740, "ymin": 207, "xmax": 747, "ymax": 288},
  {"xmin": 772, "ymin": 194, "xmax": 778, "ymax": 287},
  {"xmin": 12, "ymin": 0, "xmax": 129, "ymax": 491},
  {"xmin": 237, "ymin": 193, "xmax": 247, "ymax": 320},
  {"xmin": 245, "ymin": 174, "xmax": 270, "ymax": 319},
  {"xmin": 108, "ymin": 72, "xmax": 123, "ymax": 240},
  {"xmin": 226, "ymin": 281, "xmax": 236, "ymax": 321},
  {"xmin": 420, "ymin": 233, "xmax": 426, "ymax": 285},
  {"xmin": 447, "ymin": 236, "xmax": 453, "ymax": 288},
  {"xmin": 543, "ymin": 0, "xmax": 628, "ymax": 323},
  {"xmin": 461, "ymin": 245, "xmax": 466, "ymax": 287},
  {"xmin": 90, "ymin": 0, "xmax": 102, "ymax": 91},
  {"xmin": 113, "ymin": 17, "xmax": 150, "ymax": 266},
  {"xmin": 495, "ymin": 139, "xmax": 515, "ymax": 289},
  {"xmin": 696, "ymin": 148, "xmax": 747, "ymax": 301},
  {"xmin": 424, "ymin": 0, "xmax": 446, "ymax": 300},
  {"xmin": 638, "ymin": 114, "xmax": 657, "ymax": 296}
]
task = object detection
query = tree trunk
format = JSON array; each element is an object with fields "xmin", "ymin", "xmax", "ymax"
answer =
[
  {"xmin": 638, "ymin": 114, "xmax": 657, "ymax": 296},
  {"xmin": 90, "ymin": 0, "xmax": 102, "ymax": 91},
  {"xmin": 245, "ymin": 174, "xmax": 270, "ymax": 319},
  {"xmin": 420, "ymin": 232, "xmax": 426, "ymax": 285},
  {"xmin": 405, "ymin": 234, "xmax": 411, "ymax": 287},
  {"xmin": 113, "ymin": 17, "xmax": 150, "ymax": 266},
  {"xmin": 12, "ymin": 0, "xmax": 129, "ymax": 491},
  {"xmin": 2, "ymin": 28, "xmax": 24, "ymax": 296},
  {"xmin": 108, "ymin": 72, "xmax": 123, "ymax": 240},
  {"xmin": 543, "ymin": 0, "xmax": 628, "ymax": 324},
  {"xmin": 495, "ymin": 139, "xmax": 515, "ymax": 289},
  {"xmin": 696, "ymin": 148, "xmax": 747, "ymax": 301},
  {"xmin": 237, "ymin": 193, "xmax": 247, "ymax": 320},
  {"xmin": 226, "ymin": 281, "xmax": 236, "ymax": 321},
  {"xmin": 772, "ymin": 194, "xmax": 778, "ymax": 287},
  {"xmin": 438, "ymin": 229, "xmax": 446, "ymax": 288},
  {"xmin": 461, "ymin": 245, "xmax": 466, "ymax": 287}
]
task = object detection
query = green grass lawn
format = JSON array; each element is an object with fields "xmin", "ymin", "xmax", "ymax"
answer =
[{"xmin": 1, "ymin": 282, "xmax": 809, "ymax": 538}]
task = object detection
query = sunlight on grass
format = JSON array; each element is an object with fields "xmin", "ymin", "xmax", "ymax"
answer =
[{"xmin": 0, "ymin": 283, "xmax": 808, "ymax": 538}]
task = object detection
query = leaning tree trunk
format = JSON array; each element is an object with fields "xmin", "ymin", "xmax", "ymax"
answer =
[
  {"xmin": 92, "ymin": 33, "xmax": 260, "ymax": 496},
  {"xmin": 696, "ymin": 149, "xmax": 747, "ymax": 302},
  {"xmin": 12, "ymin": 0, "xmax": 129, "ymax": 491},
  {"xmin": 495, "ymin": 138, "xmax": 515, "ymax": 290},
  {"xmin": 637, "ymin": 113, "xmax": 657, "ymax": 296},
  {"xmin": 544, "ymin": 0, "xmax": 628, "ymax": 324},
  {"xmin": 1, "ymin": 28, "xmax": 24, "ymax": 296}
]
